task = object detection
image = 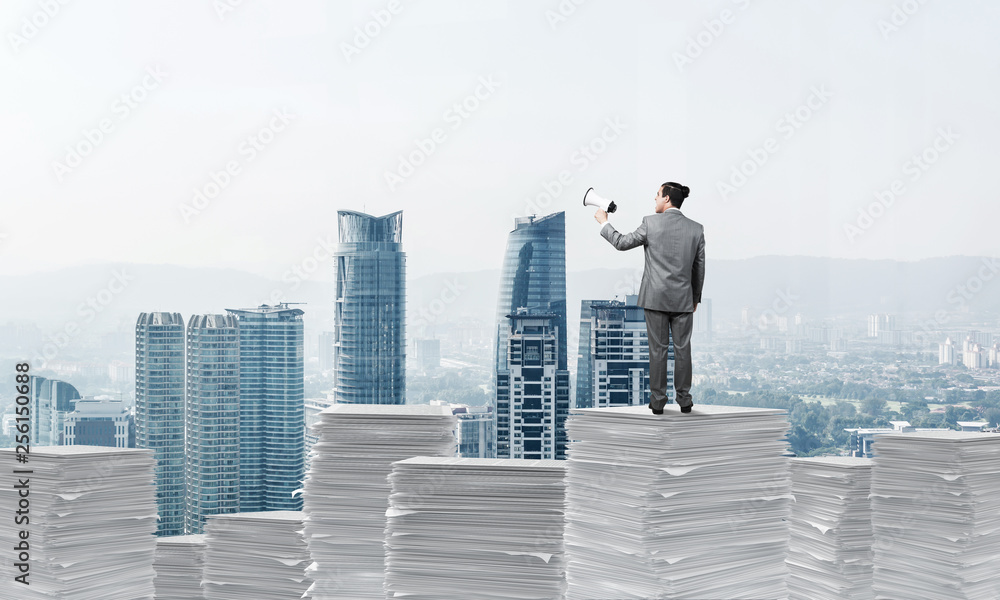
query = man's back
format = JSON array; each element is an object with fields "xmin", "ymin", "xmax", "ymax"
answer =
[{"xmin": 600, "ymin": 208, "xmax": 705, "ymax": 313}]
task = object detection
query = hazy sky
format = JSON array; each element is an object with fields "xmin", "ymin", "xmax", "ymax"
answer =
[{"xmin": 2, "ymin": 0, "xmax": 997, "ymax": 282}]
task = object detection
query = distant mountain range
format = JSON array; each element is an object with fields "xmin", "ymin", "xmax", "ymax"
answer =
[{"xmin": 1, "ymin": 256, "xmax": 998, "ymax": 335}]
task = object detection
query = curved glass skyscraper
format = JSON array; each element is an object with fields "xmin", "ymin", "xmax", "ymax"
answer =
[
  {"xmin": 333, "ymin": 210, "xmax": 406, "ymax": 405},
  {"xmin": 493, "ymin": 212, "xmax": 569, "ymax": 459},
  {"xmin": 494, "ymin": 212, "xmax": 568, "ymax": 374}
]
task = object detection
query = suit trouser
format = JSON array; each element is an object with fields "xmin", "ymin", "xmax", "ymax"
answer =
[{"xmin": 643, "ymin": 308, "xmax": 694, "ymax": 410}]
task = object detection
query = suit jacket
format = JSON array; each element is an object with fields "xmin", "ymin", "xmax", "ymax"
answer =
[{"xmin": 600, "ymin": 209, "xmax": 705, "ymax": 313}]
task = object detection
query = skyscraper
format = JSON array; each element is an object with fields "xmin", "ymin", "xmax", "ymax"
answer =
[
  {"xmin": 226, "ymin": 304, "xmax": 305, "ymax": 512},
  {"xmin": 578, "ymin": 295, "xmax": 675, "ymax": 409},
  {"xmin": 495, "ymin": 310, "xmax": 571, "ymax": 459},
  {"xmin": 63, "ymin": 396, "xmax": 134, "ymax": 447},
  {"xmin": 185, "ymin": 314, "xmax": 240, "ymax": 534},
  {"xmin": 493, "ymin": 212, "xmax": 568, "ymax": 459},
  {"xmin": 333, "ymin": 210, "xmax": 406, "ymax": 405},
  {"xmin": 28, "ymin": 376, "xmax": 80, "ymax": 445},
  {"xmin": 494, "ymin": 213, "xmax": 567, "ymax": 374},
  {"xmin": 574, "ymin": 299, "xmax": 602, "ymax": 409},
  {"xmin": 135, "ymin": 311, "xmax": 186, "ymax": 536}
]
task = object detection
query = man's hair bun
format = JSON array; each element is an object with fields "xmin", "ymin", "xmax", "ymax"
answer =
[{"xmin": 662, "ymin": 182, "xmax": 690, "ymax": 200}]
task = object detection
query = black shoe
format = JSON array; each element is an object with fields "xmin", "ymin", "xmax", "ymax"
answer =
[
  {"xmin": 680, "ymin": 404, "xmax": 693, "ymax": 414},
  {"xmin": 651, "ymin": 408, "xmax": 664, "ymax": 415}
]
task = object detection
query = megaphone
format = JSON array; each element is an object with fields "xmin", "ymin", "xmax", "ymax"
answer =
[{"xmin": 583, "ymin": 187, "xmax": 617, "ymax": 213}]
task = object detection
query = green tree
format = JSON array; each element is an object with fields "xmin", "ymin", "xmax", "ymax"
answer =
[{"xmin": 860, "ymin": 397, "xmax": 887, "ymax": 417}]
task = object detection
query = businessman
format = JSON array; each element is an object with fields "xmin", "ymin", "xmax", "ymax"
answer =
[{"xmin": 595, "ymin": 182, "xmax": 705, "ymax": 415}]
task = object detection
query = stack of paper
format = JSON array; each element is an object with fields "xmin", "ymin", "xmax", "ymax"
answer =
[
  {"xmin": 302, "ymin": 404, "xmax": 458, "ymax": 599},
  {"xmin": 0, "ymin": 445, "xmax": 158, "ymax": 600},
  {"xmin": 787, "ymin": 457, "xmax": 874, "ymax": 599},
  {"xmin": 202, "ymin": 511, "xmax": 310, "ymax": 600},
  {"xmin": 871, "ymin": 431, "xmax": 1000, "ymax": 600},
  {"xmin": 153, "ymin": 534, "xmax": 207, "ymax": 600},
  {"xmin": 563, "ymin": 405, "xmax": 792, "ymax": 600},
  {"xmin": 384, "ymin": 457, "xmax": 567, "ymax": 599}
]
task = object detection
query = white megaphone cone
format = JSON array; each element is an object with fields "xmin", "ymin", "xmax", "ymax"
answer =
[{"xmin": 583, "ymin": 187, "xmax": 617, "ymax": 213}]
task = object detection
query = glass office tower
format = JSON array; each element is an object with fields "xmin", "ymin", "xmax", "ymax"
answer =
[
  {"xmin": 135, "ymin": 311, "xmax": 186, "ymax": 536},
  {"xmin": 493, "ymin": 212, "xmax": 568, "ymax": 458},
  {"xmin": 333, "ymin": 210, "xmax": 406, "ymax": 405},
  {"xmin": 494, "ymin": 212, "xmax": 568, "ymax": 374},
  {"xmin": 185, "ymin": 314, "xmax": 240, "ymax": 534},
  {"xmin": 226, "ymin": 304, "xmax": 305, "ymax": 512},
  {"xmin": 28, "ymin": 376, "xmax": 80, "ymax": 446}
]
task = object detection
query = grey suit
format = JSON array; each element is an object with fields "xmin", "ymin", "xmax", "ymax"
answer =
[{"xmin": 600, "ymin": 208, "xmax": 705, "ymax": 409}]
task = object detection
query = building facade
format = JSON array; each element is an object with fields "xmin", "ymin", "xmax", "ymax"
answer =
[
  {"xmin": 456, "ymin": 405, "xmax": 495, "ymax": 459},
  {"xmin": 28, "ymin": 376, "xmax": 80, "ymax": 446},
  {"xmin": 226, "ymin": 304, "xmax": 305, "ymax": 512},
  {"xmin": 493, "ymin": 213, "xmax": 568, "ymax": 459},
  {"xmin": 333, "ymin": 210, "xmax": 406, "ymax": 405},
  {"xmin": 63, "ymin": 396, "xmax": 134, "ymax": 448},
  {"xmin": 586, "ymin": 296, "xmax": 674, "ymax": 408},
  {"xmin": 185, "ymin": 314, "xmax": 241, "ymax": 534},
  {"xmin": 494, "ymin": 213, "xmax": 567, "ymax": 377},
  {"xmin": 574, "ymin": 299, "xmax": 602, "ymax": 409},
  {"xmin": 135, "ymin": 311, "xmax": 186, "ymax": 536},
  {"xmin": 413, "ymin": 338, "xmax": 441, "ymax": 372},
  {"xmin": 495, "ymin": 311, "xmax": 571, "ymax": 460}
]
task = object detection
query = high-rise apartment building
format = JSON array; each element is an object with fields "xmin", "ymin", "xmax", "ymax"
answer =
[
  {"xmin": 185, "ymin": 314, "xmax": 240, "ymax": 534},
  {"xmin": 868, "ymin": 314, "xmax": 895, "ymax": 338},
  {"xmin": 333, "ymin": 210, "xmax": 406, "ymax": 405},
  {"xmin": 226, "ymin": 304, "xmax": 305, "ymax": 512},
  {"xmin": 135, "ymin": 311, "xmax": 186, "ymax": 536},
  {"xmin": 939, "ymin": 337, "xmax": 957, "ymax": 365},
  {"xmin": 495, "ymin": 311, "xmax": 571, "ymax": 460}
]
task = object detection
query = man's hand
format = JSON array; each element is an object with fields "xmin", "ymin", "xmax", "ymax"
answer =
[{"xmin": 594, "ymin": 209, "xmax": 608, "ymax": 224}]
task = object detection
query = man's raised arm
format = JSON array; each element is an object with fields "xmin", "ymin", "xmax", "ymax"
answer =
[{"xmin": 599, "ymin": 217, "xmax": 648, "ymax": 251}]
